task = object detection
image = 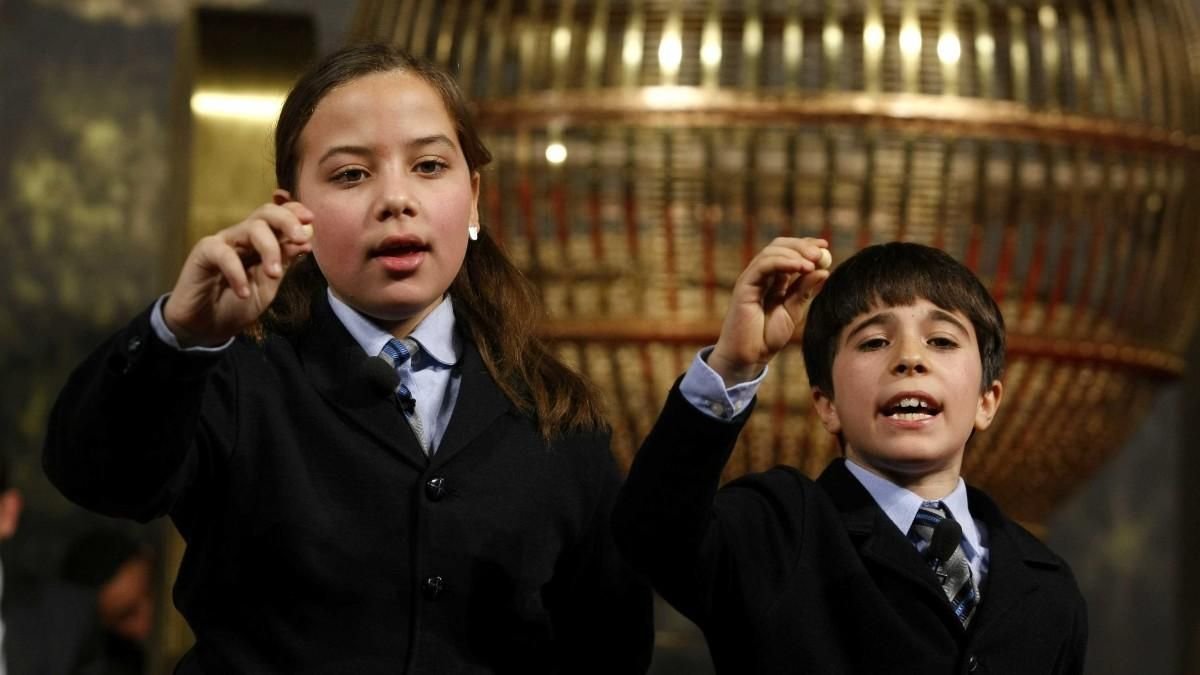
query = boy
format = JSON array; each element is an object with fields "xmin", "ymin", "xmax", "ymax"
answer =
[{"xmin": 613, "ymin": 239, "xmax": 1087, "ymax": 673}]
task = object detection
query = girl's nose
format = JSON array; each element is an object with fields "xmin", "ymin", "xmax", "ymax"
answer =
[{"xmin": 376, "ymin": 187, "xmax": 418, "ymax": 221}]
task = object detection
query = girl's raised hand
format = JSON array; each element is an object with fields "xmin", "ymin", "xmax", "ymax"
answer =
[
  {"xmin": 707, "ymin": 237, "xmax": 831, "ymax": 385},
  {"xmin": 163, "ymin": 199, "xmax": 313, "ymax": 347}
]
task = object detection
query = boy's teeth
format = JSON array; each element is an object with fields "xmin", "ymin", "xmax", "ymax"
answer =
[{"xmin": 893, "ymin": 412, "xmax": 933, "ymax": 421}]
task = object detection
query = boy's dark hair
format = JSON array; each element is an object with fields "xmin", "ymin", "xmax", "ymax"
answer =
[
  {"xmin": 801, "ymin": 242, "xmax": 1006, "ymax": 396},
  {"xmin": 261, "ymin": 42, "xmax": 605, "ymax": 440}
]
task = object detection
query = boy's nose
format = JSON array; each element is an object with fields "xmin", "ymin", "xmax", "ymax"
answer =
[{"xmin": 892, "ymin": 352, "xmax": 927, "ymax": 375}]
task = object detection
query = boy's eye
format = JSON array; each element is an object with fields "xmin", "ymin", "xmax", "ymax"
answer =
[
  {"xmin": 332, "ymin": 168, "xmax": 368, "ymax": 184},
  {"xmin": 928, "ymin": 336, "xmax": 959, "ymax": 348},
  {"xmin": 414, "ymin": 159, "xmax": 448, "ymax": 175},
  {"xmin": 858, "ymin": 337, "xmax": 889, "ymax": 351}
]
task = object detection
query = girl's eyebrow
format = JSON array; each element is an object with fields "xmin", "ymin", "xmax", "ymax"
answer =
[{"xmin": 315, "ymin": 135, "xmax": 458, "ymax": 165}]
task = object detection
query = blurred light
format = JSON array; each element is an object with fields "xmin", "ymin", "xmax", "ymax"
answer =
[
  {"xmin": 823, "ymin": 24, "xmax": 844, "ymax": 50},
  {"xmin": 899, "ymin": 24, "xmax": 923, "ymax": 55},
  {"xmin": 545, "ymin": 142, "xmax": 568, "ymax": 164},
  {"xmin": 191, "ymin": 92, "xmax": 284, "ymax": 120},
  {"xmin": 658, "ymin": 34, "xmax": 682, "ymax": 73},
  {"xmin": 552, "ymin": 26, "xmax": 571, "ymax": 60},
  {"xmin": 1039, "ymin": 5, "xmax": 1058, "ymax": 29},
  {"xmin": 977, "ymin": 33, "xmax": 995, "ymax": 56},
  {"xmin": 864, "ymin": 22, "xmax": 885, "ymax": 52},
  {"xmin": 937, "ymin": 33, "xmax": 962, "ymax": 64},
  {"xmin": 701, "ymin": 41, "xmax": 722, "ymax": 67},
  {"xmin": 623, "ymin": 36, "xmax": 642, "ymax": 67}
]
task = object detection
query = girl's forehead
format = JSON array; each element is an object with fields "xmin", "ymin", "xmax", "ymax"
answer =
[{"xmin": 299, "ymin": 71, "xmax": 458, "ymax": 155}]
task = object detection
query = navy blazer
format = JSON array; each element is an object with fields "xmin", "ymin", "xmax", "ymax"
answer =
[
  {"xmin": 44, "ymin": 293, "xmax": 653, "ymax": 674},
  {"xmin": 613, "ymin": 384, "xmax": 1086, "ymax": 674}
]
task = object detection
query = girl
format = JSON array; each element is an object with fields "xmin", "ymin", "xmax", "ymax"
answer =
[{"xmin": 44, "ymin": 43, "xmax": 652, "ymax": 674}]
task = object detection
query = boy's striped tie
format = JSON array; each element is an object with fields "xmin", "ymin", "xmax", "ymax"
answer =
[{"xmin": 909, "ymin": 502, "xmax": 980, "ymax": 627}]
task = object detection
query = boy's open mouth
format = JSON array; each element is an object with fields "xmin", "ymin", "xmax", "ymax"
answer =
[{"xmin": 880, "ymin": 393, "xmax": 942, "ymax": 421}]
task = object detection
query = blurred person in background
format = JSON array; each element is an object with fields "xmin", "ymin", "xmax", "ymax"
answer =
[{"xmin": 60, "ymin": 529, "xmax": 155, "ymax": 675}]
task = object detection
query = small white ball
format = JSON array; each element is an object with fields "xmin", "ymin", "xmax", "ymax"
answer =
[{"xmin": 817, "ymin": 248, "xmax": 833, "ymax": 270}]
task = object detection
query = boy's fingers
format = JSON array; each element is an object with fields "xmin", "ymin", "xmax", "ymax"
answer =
[{"xmin": 783, "ymin": 269, "xmax": 830, "ymax": 313}]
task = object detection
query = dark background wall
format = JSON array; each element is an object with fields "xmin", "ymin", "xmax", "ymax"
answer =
[{"xmin": 1, "ymin": 1, "xmax": 1195, "ymax": 673}]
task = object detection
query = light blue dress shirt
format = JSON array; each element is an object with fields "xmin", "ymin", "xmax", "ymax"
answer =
[{"xmin": 327, "ymin": 291, "xmax": 461, "ymax": 453}]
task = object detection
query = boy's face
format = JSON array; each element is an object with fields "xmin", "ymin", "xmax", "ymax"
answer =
[
  {"xmin": 292, "ymin": 71, "xmax": 479, "ymax": 333},
  {"xmin": 812, "ymin": 299, "xmax": 1003, "ymax": 487}
]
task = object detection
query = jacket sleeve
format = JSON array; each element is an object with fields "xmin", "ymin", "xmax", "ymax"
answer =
[
  {"xmin": 612, "ymin": 380, "xmax": 810, "ymax": 630},
  {"xmin": 42, "ymin": 303, "xmax": 236, "ymax": 524},
  {"xmin": 548, "ymin": 429, "xmax": 655, "ymax": 674}
]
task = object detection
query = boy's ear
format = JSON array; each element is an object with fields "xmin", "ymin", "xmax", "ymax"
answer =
[
  {"xmin": 974, "ymin": 379, "xmax": 1004, "ymax": 431},
  {"xmin": 272, "ymin": 189, "xmax": 293, "ymax": 205},
  {"xmin": 812, "ymin": 387, "xmax": 842, "ymax": 435}
]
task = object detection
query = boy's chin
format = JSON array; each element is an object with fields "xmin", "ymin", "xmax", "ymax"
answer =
[{"xmin": 846, "ymin": 445, "xmax": 965, "ymax": 475}]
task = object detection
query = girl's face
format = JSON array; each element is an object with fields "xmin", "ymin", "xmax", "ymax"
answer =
[{"xmin": 292, "ymin": 70, "xmax": 479, "ymax": 334}]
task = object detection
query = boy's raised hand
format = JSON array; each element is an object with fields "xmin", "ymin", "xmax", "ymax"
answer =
[
  {"xmin": 707, "ymin": 237, "xmax": 831, "ymax": 386},
  {"xmin": 163, "ymin": 197, "xmax": 313, "ymax": 347}
]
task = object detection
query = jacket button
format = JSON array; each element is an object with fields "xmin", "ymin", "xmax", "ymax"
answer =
[
  {"xmin": 967, "ymin": 655, "xmax": 978, "ymax": 672},
  {"xmin": 425, "ymin": 476, "xmax": 446, "ymax": 501},
  {"xmin": 126, "ymin": 336, "xmax": 143, "ymax": 353},
  {"xmin": 422, "ymin": 575, "xmax": 445, "ymax": 600}
]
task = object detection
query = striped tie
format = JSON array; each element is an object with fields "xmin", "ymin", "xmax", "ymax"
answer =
[
  {"xmin": 909, "ymin": 502, "xmax": 980, "ymax": 627},
  {"xmin": 380, "ymin": 337, "xmax": 428, "ymax": 454}
]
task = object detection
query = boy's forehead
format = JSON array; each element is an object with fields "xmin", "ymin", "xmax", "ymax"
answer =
[{"xmin": 842, "ymin": 299, "xmax": 974, "ymax": 334}]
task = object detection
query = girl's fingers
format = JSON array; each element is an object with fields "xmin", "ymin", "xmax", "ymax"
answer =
[
  {"xmin": 242, "ymin": 218, "xmax": 286, "ymax": 278},
  {"xmin": 203, "ymin": 238, "xmax": 252, "ymax": 298}
]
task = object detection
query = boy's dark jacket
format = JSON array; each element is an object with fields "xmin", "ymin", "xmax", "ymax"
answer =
[
  {"xmin": 43, "ymin": 293, "xmax": 652, "ymax": 674},
  {"xmin": 613, "ymin": 384, "xmax": 1087, "ymax": 674}
]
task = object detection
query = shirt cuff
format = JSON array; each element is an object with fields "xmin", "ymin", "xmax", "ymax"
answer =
[
  {"xmin": 150, "ymin": 295, "xmax": 234, "ymax": 353},
  {"xmin": 679, "ymin": 346, "xmax": 766, "ymax": 421}
]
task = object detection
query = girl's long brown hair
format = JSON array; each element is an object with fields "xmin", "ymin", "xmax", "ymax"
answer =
[{"xmin": 260, "ymin": 43, "xmax": 604, "ymax": 440}]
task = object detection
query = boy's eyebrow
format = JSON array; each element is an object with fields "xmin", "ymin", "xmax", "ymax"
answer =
[
  {"xmin": 315, "ymin": 134, "xmax": 458, "ymax": 165},
  {"xmin": 844, "ymin": 311, "xmax": 895, "ymax": 342},
  {"xmin": 842, "ymin": 307, "xmax": 971, "ymax": 342},
  {"xmin": 926, "ymin": 308, "xmax": 970, "ymax": 334}
]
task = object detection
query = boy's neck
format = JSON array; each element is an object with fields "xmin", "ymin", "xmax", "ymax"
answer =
[{"xmin": 844, "ymin": 452, "xmax": 962, "ymax": 501}]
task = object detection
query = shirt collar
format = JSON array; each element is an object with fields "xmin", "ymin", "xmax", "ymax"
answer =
[
  {"xmin": 326, "ymin": 289, "xmax": 461, "ymax": 368},
  {"xmin": 843, "ymin": 458, "xmax": 982, "ymax": 559}
]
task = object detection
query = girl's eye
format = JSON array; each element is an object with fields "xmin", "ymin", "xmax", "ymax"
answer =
[
  {"xmin": 332, "ymin": 168, "xmax": 368, "ymax": 184},
  {"xmin": 414, "ymin": 159, "xmax": 448, "ymax": 175},
  {"xmin": 928, "ymin": 336, "xmax": 959, "ymax": 349}
]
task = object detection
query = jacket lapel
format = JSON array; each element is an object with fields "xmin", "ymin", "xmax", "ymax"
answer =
[
  {"xmin": 431, "ymin": 338, "xmax": 512, "ymax": 466},
  {"xmin": 818, "ymin": 459, "xmax": 968, "ymax": 633},
  {"xmin": 962, "ymin": 488, "xmax": 1048, "ymax": 638},
  {"xmin": 297, "ymin": 292, "xmax": 428, "ymax": 469}
]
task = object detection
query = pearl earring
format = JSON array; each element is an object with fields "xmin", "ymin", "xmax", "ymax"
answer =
[{"xmin": 468, "ymin": 224, "xmax": 479, "ymax": 241}]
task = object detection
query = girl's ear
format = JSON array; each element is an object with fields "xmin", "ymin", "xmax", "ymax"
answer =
[
  {"xmin": 273, "ymin": 189, "xmax": 293, "ymax": 205},
  {"xmin": 812, "ymin": 387, "xmax": 842, "ymax": 434},
  {"xmin": 469, "ymin": 172, "xmax": 481, "ymax": 229}
]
